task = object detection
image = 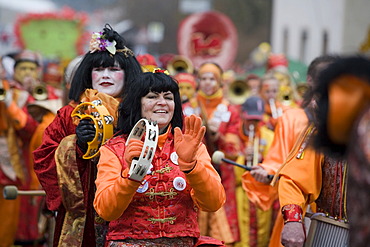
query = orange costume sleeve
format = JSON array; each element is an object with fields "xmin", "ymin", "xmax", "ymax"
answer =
[
  {"xmin": 187, "ymin": 143, "xmax": 226, "ymax": 212},
  {"xmin": 242, "ymin": 108, "xmax": 309, "ymax": 210},
  {"xmin": 278, "ymin": 147, "xmax": 324, "ymax": 212},
  {"xmin": 6, "ymin": 101, "xmax": 28, "ymax": 130},
  {"xmin": 94, "ymin": 143, "xmax": 225, "ymax": 221}
]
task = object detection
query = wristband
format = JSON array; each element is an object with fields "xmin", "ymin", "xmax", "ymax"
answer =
[{"xmin": 282, "ymin": 204, "xmax": 303, "ymax": 224}]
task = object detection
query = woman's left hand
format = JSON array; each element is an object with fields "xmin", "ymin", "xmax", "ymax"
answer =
[{"xmin": 174, "ymin": 115, "xmax": 206, "ymax": 170}]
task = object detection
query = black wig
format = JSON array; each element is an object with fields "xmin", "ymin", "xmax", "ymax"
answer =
[
  {"xmin": 117, "ymin": 72, "xmax": 183, "ymax": 135},
  {"xmin": 313, "ymin": 55, "xmax": 370, "ymax": 157},
  {"xmin": 68, "ymin": 24, "xmax": 142, "ymax": 102}
]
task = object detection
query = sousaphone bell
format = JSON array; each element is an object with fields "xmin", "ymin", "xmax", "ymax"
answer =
[{"xmin": 227, "ymin": 78, "xmax": 251, "ymax": 105}]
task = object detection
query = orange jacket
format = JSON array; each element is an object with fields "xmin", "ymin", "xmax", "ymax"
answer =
[{"xmin": 94, "ymin": 131, "xmax": 225, "ymax": 240}]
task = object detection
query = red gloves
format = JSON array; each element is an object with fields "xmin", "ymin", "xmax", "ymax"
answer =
[
  {"xmin": 174, "ymin": 115, "xmax": 206, "ymax": 172},
  {"xmin": 124, "ymin": 139, "xmax": 144, "ymax": 167}
]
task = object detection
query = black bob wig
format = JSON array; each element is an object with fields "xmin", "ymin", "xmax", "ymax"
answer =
[{"xmin": 68, "ymin": 24, "xmax": 142, "ymax": 102}]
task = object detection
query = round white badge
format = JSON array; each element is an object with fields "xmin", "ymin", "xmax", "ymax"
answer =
[
  {"xmin": 147, "ymin": 163, "xmax": 154, "ymax": 175},
  {"xmin": 173, "ymin": 177, "xmax": 186, "ymax": 191},
  {"xmin": 170, "ymin": 152, "xmax": 179, "ymax": 165},
  {"xmin": 136, "ymin": 180, "xmax": 149, "ymax": 193}
]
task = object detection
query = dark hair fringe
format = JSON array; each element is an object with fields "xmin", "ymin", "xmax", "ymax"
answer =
[
  {"xmin": 301, "ymin": 54, "xmax": 341, "ymax": 108},
  {"xmin": 117, "ymin": 72, "xmax": 183, "ymax": 135},
  {"xmin": 312, "ymin": 55, "xmax": 370, "ymax": 158}
]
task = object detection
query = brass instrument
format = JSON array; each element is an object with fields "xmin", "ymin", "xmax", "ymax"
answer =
[
  {"xmin": 278, "ymin": 85, "xmax": 296, "ymax": 107},
  {"xmin": 0, "ymin": 80, "xmax": 6, "ymax": 101},
  {"xmin": 227, "ymin": 79, "xmax": 251, "ymax": 105},
  {"xmin": 32, "ymin": 84, "xmax": 48, "ymax": 101},
  {"xmin": 167, "ymin": 55, "xmax": 194, "ymax": 75},
  {"xmin": 269, "ymin": 98, "xmax": 282, "ymax": 119},
  {"xmin": 71, "ymin": 100, "xmax": 115, "ymax": 159},
  {"xmin": 296, "ymin": 82, "xmax": 309, "ymax": 98},
  {"xmin": 246, "ymin": 124, "xmax": 259, "ymax": 167}
]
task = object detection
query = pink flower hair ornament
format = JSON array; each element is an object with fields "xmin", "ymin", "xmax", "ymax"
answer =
[{"xmin": 89, "ymin": 32, "xmax": 117, "ymax": 55}]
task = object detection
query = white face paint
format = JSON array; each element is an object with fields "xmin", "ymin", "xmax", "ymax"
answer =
[
  {"xmin": 198, "ymin": 72, "xmax": 220, "ymax": 96},
  {"xmin": 141, "ymin": 91, "xmax": 175, "ymax": 132},
  {"xmin": 91, "ymin": 65, "xmax": 125, "ymax": 97}
]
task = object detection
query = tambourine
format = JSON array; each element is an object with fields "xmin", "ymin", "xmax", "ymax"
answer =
[
  {"xmin": 71, "ymin": 100, "xmax": 114, "ymax": 159},
  {"xmin": 126, "ymin": 119, "xmax": 158, "ymax": 182}
]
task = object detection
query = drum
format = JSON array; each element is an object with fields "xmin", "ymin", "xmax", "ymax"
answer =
[{"xmin": 305, "ymin": 213, "xmax": 349, "ymax": 247}]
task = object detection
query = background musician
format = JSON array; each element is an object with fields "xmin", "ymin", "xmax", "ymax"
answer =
[
  {"xmin": 0, "ymin": 50, "xmax": 61, "ymax": 246},
  {"xmin": 234, "ymin": 96, "xmax": 275, "ymax": 247},
  {"xmin": 259, "ymin": 74, "xmax": 286, "ymax": 131},
  {"xmin": 183, "ymin": 62, "xmax": 241, "ymax": 246}
]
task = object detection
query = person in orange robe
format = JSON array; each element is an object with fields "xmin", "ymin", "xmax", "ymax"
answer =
[
  {"xmin": 242, "ymin": 54, "xmax": 340, "ymax": 247},
  {"xmin": 312, "ymin": 56, "xmax": 370, "ymax": 246},
  {"xmin": 182, "ymin": 62, "xmax": 241, "ymax": 245},
  {"xmin": 94, "ymin": 71, "xmax": 226, "ymax": 246}
]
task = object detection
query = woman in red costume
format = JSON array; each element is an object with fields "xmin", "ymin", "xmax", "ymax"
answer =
[
  {"xmin": 33, "ymin": 24, "xmax": 142, "ymax": 247},
  {"xmin": 94, "ymin": 71, "xmax": 226, "ymax": 246}
]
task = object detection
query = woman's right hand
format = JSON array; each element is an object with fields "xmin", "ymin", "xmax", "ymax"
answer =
[
  {"xmin": 281, "ymin": 222, "xmax": 306, "ymax": 247},
  {"xmin": 124, "ymin": 139, "xmax": 144, "ymax": 167},
  {"xmin": 250, "ymin": 166, "xmax": 271, "ymax": 184}
]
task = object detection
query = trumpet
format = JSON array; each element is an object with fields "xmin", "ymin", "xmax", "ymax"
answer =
[
  {"xmin": 167, "ymin": 55, "xmax": 194, "ymax": 75},
  {"xmin": 32, "ymin": 84, "xmax": 48, "ymax": 101},
  {"xmin": 227, "ymin": 79, "xmax": 251, "ymax": 105},
  {"xmin": 0, "ymin": 80, "xmax": 6, "ymax": 101}
]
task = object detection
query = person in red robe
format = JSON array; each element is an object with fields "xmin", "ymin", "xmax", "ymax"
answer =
[{"xmin": 33, "ymin": 24, "xmax": 142, "ymax": 247}]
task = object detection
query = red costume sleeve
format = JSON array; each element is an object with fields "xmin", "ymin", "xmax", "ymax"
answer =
[{"xmin": 33, "ymin": 105, "xmax": 78, "ymax": 211}]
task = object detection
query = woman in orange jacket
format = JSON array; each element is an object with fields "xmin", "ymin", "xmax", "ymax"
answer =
[{"xmin": 94, "ymin": 71, "xmax": 226, "ymax": 246}]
